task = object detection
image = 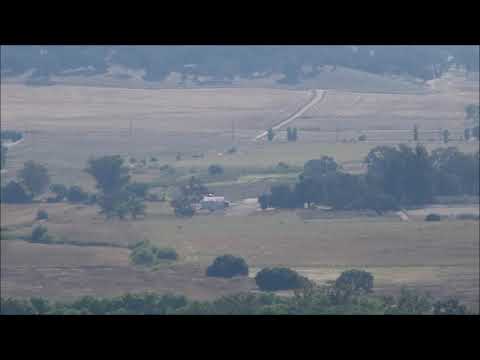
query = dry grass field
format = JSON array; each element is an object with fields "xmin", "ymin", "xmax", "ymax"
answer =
[
  {"xmin": 1, "ymin": 71, "xmax": 479, "ymax": 311},
  {"xmin": 2, "ymin": 201, "xmax": 478, "ymax": 309},
  {"xmin": 1, "ymin": 241, "xmax": 256, "ymax": 301}
]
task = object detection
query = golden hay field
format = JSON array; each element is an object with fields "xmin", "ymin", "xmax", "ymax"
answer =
[
  {"xmin": 1, "ymin": 75, "xmax": 479, "ymax": 310},
  {"xmin": 2, "ymin": 80, "xmax": 478, "ymax": 187},
  {"xmin": 1, "ymin": 201, "xmax": 478, "ymax": 309}
]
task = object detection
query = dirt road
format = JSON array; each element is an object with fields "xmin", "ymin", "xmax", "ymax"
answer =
[{"xmin": 254, "ymin": 89, "xmax": 326, "ymax": 141}]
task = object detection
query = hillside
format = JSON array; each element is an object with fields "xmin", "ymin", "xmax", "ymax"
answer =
[{"xmin": 2, "ymin": 46, "xmax": 478, "ymax": 89}]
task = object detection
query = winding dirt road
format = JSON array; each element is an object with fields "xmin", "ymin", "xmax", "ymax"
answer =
[{"xmin": 254, "ymin": 89, "xmax": 326, "ymax": 141}]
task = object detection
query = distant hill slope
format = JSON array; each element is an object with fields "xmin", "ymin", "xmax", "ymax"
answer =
[{"xmin": 1, "ymin": 46, "xmax": 478, "ymax": 88}]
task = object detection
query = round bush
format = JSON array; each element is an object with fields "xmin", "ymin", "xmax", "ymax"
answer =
[
  {"xmin": 208, "ymin": 164, "xmax": 224, "ymax": 176},
  {"xmin": 130, "ymin": 246, "xmax": 157, "ymax": 266},
  {"xmin": 129, "ymin": 241, "xmax": 178, "ymax": 266},
  {"xmin": 67, "ymin": 186, "xmax": 89, "ymax": 203},
  {"xmin": 174, "ymin": 205, "xmax": 195, "ymax": 217},
  {"xmin": 334, "ymin": 269, "xmax": 374, "ymax": 294},
  {"xmin": 31, "ymin": 225, "xmax": 51, "ymax": 243},
  {"xmin": 425, "ymin": 213, "xmax": 441, "ymax": 222},
  {"xmin": 255, "ymin": 267, "xmax": 310, "ymax": 291},
  {"xmin": 206, "ymin": 255, "xmax": 249, "ymax": 278},
  {"xmin": 153, "ymin": 247, "xmax": 178, "ymax": 261},
  {"xmin": 36, "ymin": 209, "xmax": 49, "ymax": 220}
]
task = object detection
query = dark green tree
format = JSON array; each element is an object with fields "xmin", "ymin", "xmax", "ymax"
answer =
[
  {"xmin": 286, "ymin": 127, "xmax": 292, "ymax": 141},
  {"xmin": 365, "ymin": 144, "xmax": 434, "ymax": 205},
  {"xmin": 31, "ymin": 225, "xmax": 52, "ymax": 243},
  {"xmin": 208, "ymin": 164, "xmax": 224, "ymax": 176},
  {"xmin": 206, "ymin": 255, "xmax": 249, "ymax": 278},
  {"xmin": 0, "ymin": 145, "xmax": 7, "ymax": 169},
  {"xmin": 1, "ymin": 181, "xmax": 32, "ymax": 203},
  {"xmin": 267, "ymin": 128, "xmax": 275, "ymax": 141},
  {"xmin": 85, "ymin": 156, "xmax": 145, "ymax": 219},
  {"xmin": 388, "ymin": 287, "xmax": 433, "ymax": 315},
  {"xmin": 85, "ymin": 155, "xmax": 130, "ymax": 194},
  {"xmin": 473, "ymin": 126, "xmax": 479, "ymax": 140},
  {"xmin": 36, "ymin": 209, "xmax": 49, "ymax": 220},
  {"xmin": 292, "ymin": 127, "xmax": 298, "ymax": 141},
  {"xmin": 334, "ymin": 269, "xmax": 374, "ymax": 294},
  {"xmin": 50, "ymin": 184, "xmax": 68, "ymax": 201},
  {"xmin": 66, "ymin": 186, "xmax": 89, "ymax": 203},
  {"xmin": 433, "ymin": 298, "xmax": 467, "ymax": 315},
  {"xmin": 170, "ymin": 177, "xmax": 208, "ymax": 217},
  {"xmin": 17, "ymin": 161, "xmax": 50, "ymax": 197},
  {"xmin": 258, "ymin": 193, "xmax": 270, "ymax": 210},
  {"xmin": 442, "ymin": 129, "xmax": 450, "ymax": 144},
  {"xmin": 255, "ymin": 267, "xmax": 310, "ymax": 291},
  {"xmin": 126, "ymin": 182, "xmax": 150, "ymax": 198},
  {"xmin": 465, "ymin": 104, "xmax": 479, "ymax": 124}
]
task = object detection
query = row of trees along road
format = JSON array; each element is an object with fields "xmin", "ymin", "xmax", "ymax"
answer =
[
  {"xmin": 1, "ymin": 156, "xmax": 146, "ymax": 220},
  {"xmin": 266, "ymin": 127, "xmax": 299, "ymax": 142},
  {"xmin": 259, "ymin": 144, "xmax": 479, "ymax": 212}
]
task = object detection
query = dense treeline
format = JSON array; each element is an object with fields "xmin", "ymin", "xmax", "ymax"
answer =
[
  {"xmin": 1, "ymin": 156, "xmax": 147, "ymax": 220},
  {"xmin": 2, "ymin": 46, "xmax": 478, "ymax": 83},
  {"xmin": 0, "ymin": 278, "xmax": 470, "ymax": 315},
  {"xmin": 260, "ymin": 145, "xmax": 479, "ymax": 212}
]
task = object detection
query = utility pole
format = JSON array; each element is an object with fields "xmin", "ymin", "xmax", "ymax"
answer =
[
  {"xmin": 335, "ymin": 126, "xmax": 339, "ymax": 143},
  {"xmin": 231, "ymin": 119, "xmax": 235, "ymax": 143}
]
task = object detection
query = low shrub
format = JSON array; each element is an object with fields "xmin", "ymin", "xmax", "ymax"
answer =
[
  {"xmin": 30, "ymin": 225, "xmax": 53, "ymax": 244},
  {"xmin": 174, "ymin": 204, "xmax": 195, "ymax": 217},
  {"xmin": 208, "ymin": 164, "xmax": 224, "ymax": 176},
  {"xmin": 36, "ymin": 209, "xmax": 48, "ymax": 220},
  {"xmin": 334, "ymin": 269, "xmax": 374, "ymax": 294},
  {"xmin": 152, "ymin": 247, "xmax": 178, "ymax": 261},
  {"xmin": 433, "ymin": 298, "xmax": 467, "ymax": 315},
  {"xmin": 276, "ymin": 162, "xmax": 289, "ymax": 170},
  {"xmin": 129, "ymin": 240, "xmax": 178, "ymax": 266},
  {"xmin": 206, "ymin": 255, "xmax": 249, "ymax": 278},
  {"xmin": 66, "ymin": 186, "xmax": 89, "ymax": 203},
  {"xmin": 50, "ymin": 184, "xmax": 67, "ymax": 201},
  {"xmin": 255, "ymin": 267, "xmax": 310, "ymax": 291},
  {"xmin": 126, "ymin": 182, "xmax": 150, "ymax": 198},
  {"xmin": 425, "ymin": 213, "xmax": 441, "ymax": 222}
]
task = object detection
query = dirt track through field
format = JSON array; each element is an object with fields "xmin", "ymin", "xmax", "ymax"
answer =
[{"xmin": 254, "ymin": 89, "xmax": 326, "ymax": 140}]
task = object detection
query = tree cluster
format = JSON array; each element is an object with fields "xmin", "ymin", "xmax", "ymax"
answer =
[
  {"xmin": 1, "ymin": 269, "xmax": 469, "ymax": 314},
  {"xmin": 85, "ymin": 155, "xmax": 146, "ymax": 219},
  {"xmin": 1, "ymin": 161, "xmax": 50, "ymax": 203},
  {"xmin": 259, "ymin": 145, "xmax": 479, "ymax": 212},
  {"xmin": 3, "ymin": 46, "xmax": 478, "ymax": 84},
  {"xmin": 170, "ymin": 176, "xmax": 209, "ymax": 217},
  {"xmin": 129, "ymin": 240, "xmax": 178, "ymax": 267}
]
